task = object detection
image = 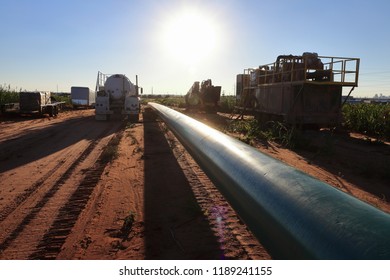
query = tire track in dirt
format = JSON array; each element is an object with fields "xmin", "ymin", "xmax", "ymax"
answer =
[
  {"xmin": 0, "ymin": 110, "xmax": 91, "ymax": 143},
  {"xmin": 0, "ymin": 124, "xmax": 120, "ymax": 256},
  {"xmin": 30, "ymin": 131, "xmax": 124, "ymax": 259},
  {"xmin": 0, "ymin": 117, "xmax": 87, "ymax": 165},
  {"xmin": 160, "ymin": 122, "xmax": 271, "ymax": 259},
  {"xmin": 0, "ymin": 158, "xmax": 68, "ymax": 223},
  {"xmin": 0, "ymin": 116, "xmax": 98, "ymax": 222}
]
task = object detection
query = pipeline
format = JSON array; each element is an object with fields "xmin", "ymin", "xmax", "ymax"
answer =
[{"xmin": 148, "ymin": 102, "xmax": 390, "ymax": 259}]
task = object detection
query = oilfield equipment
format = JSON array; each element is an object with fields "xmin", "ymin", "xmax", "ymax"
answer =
[
  {"xmin": 185, "ymin": 79, "xmax": 222, "ymax": 112},
  {"xmin": 236, "ymin": 52, "xmax": 360, "ymax": 127}
]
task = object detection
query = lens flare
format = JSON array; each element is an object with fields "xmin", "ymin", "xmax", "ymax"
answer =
[{"xmin": 161, "ymin": 8, "xmax": 218, "ymax": 65}]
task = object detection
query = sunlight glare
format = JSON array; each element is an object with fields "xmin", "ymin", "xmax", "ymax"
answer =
[{"xmin": 162, "ymin": 9, "xmax": 218, "ymax": 65}]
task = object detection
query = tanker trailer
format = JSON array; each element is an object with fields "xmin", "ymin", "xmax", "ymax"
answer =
[{"xmin": 95, "ymin": 72, "xmax": 141, "ymax": 121}]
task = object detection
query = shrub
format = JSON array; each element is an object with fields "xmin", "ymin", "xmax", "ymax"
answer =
[
  {"xmin": 0, "ymin": 84, "xmax": 19, "ymax": 105},
  {"xmin": 219, "ymin": 96, "xmax": 236, "ymax": 113},
  {"xmin": 342, "ymin": 103, "xmax": 390, "ymax": 141}
]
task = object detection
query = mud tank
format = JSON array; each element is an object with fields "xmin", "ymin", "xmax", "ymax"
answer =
[
  {"xmin": 236, "ymin": 53, "xmax": 360, "ymax": 127},
  {"xmin": 95, "ymin": 72, "xmax": 141, "ymax": 121}
]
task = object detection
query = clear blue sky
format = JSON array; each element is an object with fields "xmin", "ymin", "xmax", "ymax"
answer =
[{"xmin": 1, "ymin": 0, "xmax": 390, "ymax": 97}]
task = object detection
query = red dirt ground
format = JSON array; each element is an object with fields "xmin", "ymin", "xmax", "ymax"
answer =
[{"xmin": 0, "ymin": 107, "xmax": 389, "ymax": 259}]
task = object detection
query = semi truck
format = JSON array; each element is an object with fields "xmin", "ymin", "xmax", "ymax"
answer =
[
  {"xmin": 1, "ymin": 91, "xmax": 64, "ymax": 117},
  {"xmin": 94, "ymin": 72, "xmax": 142, "ymax": 121},
  {"xmin": 71, "ymin": 86, "xmax": 95, "ymax": 108},
  {"xmin": 20, "ymin": 91, "xmax": 64, "ymax": 116}
]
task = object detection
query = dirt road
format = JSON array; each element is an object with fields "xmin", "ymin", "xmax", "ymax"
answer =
[
  {"xmin": 1, "ymin": 107, "xmax": 389, "ymax": 260},
  {"xmin": 0, "ymin": 109, "xmax": 269, "ymax": 260},
  {"xmin": 0, "ymin": 110, "xmax": 123, "ymax": 258}
]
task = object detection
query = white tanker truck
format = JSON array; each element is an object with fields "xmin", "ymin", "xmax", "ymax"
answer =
[{"xmin": 94, "ymin": 71, "xmax": 142, "ymax": 121}]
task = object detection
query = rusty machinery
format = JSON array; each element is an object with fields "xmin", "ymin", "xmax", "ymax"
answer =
[
  {"xmin": 236, "ymin": 52, "xmax": 360, "ymax": 127},
  {"xmin": 185, "ymin": 79, "xmax": 222, "ymax": 113}
]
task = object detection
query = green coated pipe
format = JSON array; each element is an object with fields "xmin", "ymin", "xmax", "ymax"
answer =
[{"xmin": 148, "ymin": 102, "xmax": 390, "ymax": 259}]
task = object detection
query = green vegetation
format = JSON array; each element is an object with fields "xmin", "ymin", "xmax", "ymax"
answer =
[
  {"xmin": 219, "ymin": 95, "xmax": 236, "ymax": 113},
  {"xmin": 226, "ymin": 119, "xmax": 301, "ymax": 148},
  {"xmin": 100, "ymin": 134, "xmax": 121, "ymax": 163},
  {"xmin": 141, "ymin": 94, "xmax": 236, "ymax": 112},
  {"xmin": 121, "ymin": 211, "xmax": 136, "ymax": 238},
  {"xmin": 226, "ymin": 102, "xmax": 390, "ymax": 145},
  {"xmin": 53, "ymin": 94, "xmax": 71, "ymax": 105},
  {"xmin": 0, "ymin": 84, "xmax": 19, "ymax": 105},
  {"xmin": 1, "ymin": 84, "xmax": 72, "ymax": 107},
  {"xmin": 141, "ymin": 95, "xmax": 186, "ymax": 108},
  {"xmin": 342, "ymin": 103, "xmax": 390, "ymax": 141}
]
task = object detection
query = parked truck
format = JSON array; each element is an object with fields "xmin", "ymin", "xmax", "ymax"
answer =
[
  {"xmin": 1, "ymin": 91, "xmax": 64, "ymax": 117},
  {"xmin": 94, "ymin": 72, "xmax": 142, "ymax": 121},
  {"xmin": 20, "ymin": 91, "xmax": 64, "ymax": 116},
  {"xmin": 71, "ymin": 86, "xmax": 95, "ymax": 108}
]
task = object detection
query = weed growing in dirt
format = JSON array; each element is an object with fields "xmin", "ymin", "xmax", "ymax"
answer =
[
  {"xmin": 227, "ymin": 119, "xmax": 263, "ymax": 143},
  {"xmin": 100, "ymin": 146, "xmax": 118, "ymax": 163},
  {"xmin": 227, "ymin": 119, "xmax": 303, "ymax": 148},
  {"xmin": 128, "ymin": 134, "xmax": 138, "ymax": 145},
  {"xmin": 121, "ymin": 211, "xmax": 136, "ymax": 238},
  {"xmin": 125, "ymin": 123, "xmax": 139, "ymax": 143},
  {"xmin": 126, "ymin": 122, "xmax": 136, "ymax": 129},
  {"xmin": 100, "ymin": 135, "xmax": 121, "ymax": 163}
]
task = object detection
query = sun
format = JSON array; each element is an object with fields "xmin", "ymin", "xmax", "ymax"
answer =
[{"xmin": 162, "ymin": 8, "xmax": 218, "ymax": 65}]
